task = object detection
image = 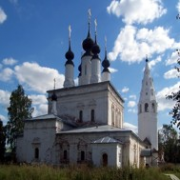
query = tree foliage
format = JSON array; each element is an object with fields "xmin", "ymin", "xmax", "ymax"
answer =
[
  {"xmin": 6, "ymin": 85, "xmax": 32, "ymax": 150},
  {"xmin": 0, "ymin": 119, "xmax": 6, "ymax": 162},
  {"xmin": 166, "ymin": 49, "xmax": 180, "ymax": 128},
  {"xmin": 158, "ymin": 124, "xmax": 180, "ymax": 163}
]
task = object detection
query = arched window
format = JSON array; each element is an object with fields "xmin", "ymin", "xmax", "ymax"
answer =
[
  {"xmin": 152, "ymin": 103, "xmax": 155, "ymax": 112},
  {"xmin": 112, "ymin": 111, "xmax": 114, "ymax": 126},
  {"xmin": 63, "ymin": 150, "xmax": 67, "ymax": 160},
  {"xmin": 145, "ymin": 103, "xmax": 149, "ymax": 112},
  {"xmin": 79, "ymin": 110, "xmax": 83, "ymax": 122},
  {"xmin": 81, "ymin": 151, "xmax": 85, "ymax": 161},
  {"xmin": 102, "ymin": 153, "xmax": 108, "ymax": 166},
  {"xmin": 35, "ymin": 147, "xmax": 39, "ymax": 159},
  {"xmin": 91, "ymin": 109, "xmax": 95, "ymax": 122}
]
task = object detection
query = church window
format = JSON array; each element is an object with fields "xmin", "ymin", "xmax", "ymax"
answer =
[
  {"xmin": 145, "ymin": 103, "xmax": 148, "ymax": 112},
  {"xmin": 102, "ymin": 153, "xmax": 108, "ymax": 166},
  {"xmin": 34, "ymin": 147, "xmax": 39, "ymax": 159},
  {"xmin": 112, "ymin": 111, "xmax": 114, "ymax": 126},
  {"xmin": 151, "ymin": 89, "xmax": 153, "ymax": 95},
  {"xmin": 152, "ymin": 103, "xmax": 155, "ymax": 112},
  {"xmin": 63, "ymin": 150, "xmax": 67, "ymax": 160},
  {"xmin": 134, "ymin": 145, "xmax": 137, "ymax": 165},
  {"xmin": 79, "ymin": 110, "xmax": 83, "ymax": 122},
  {"xmin": 81, "ymin": 151, "xmax": 85, "ymax": 161},
  {"xmin": 91, "ymin": 109, "xmax": 95, "ymax": 122}
]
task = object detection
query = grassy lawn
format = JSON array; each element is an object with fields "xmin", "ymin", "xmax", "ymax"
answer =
[{"xmin": 0, "ymin": 164, "xmax": 174, "ymax": 180}]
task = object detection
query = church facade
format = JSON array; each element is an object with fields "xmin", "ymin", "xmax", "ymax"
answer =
[{"xmin": 16, "ymin": 14, "xmax": 158, "ymax": 167}]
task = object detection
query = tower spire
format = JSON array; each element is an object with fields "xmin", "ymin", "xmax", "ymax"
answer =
[
  {"xmin": 63, "ymin": 25, "xmax": 75, "ymax": 88},
  {"xmin": 138, "ymin": 58, "xmax": 158, "ymax": 152},
  {"xmin": 102, "ymin": 37, "xmax": 110, "ymax": 82},
  {"xmin": 90, "ymin": 18, "xmax": 101, "ymax": 84},
  {"xmin": 88, "ymin": 9, "xmax": 91, "ymax": 38},
  {"xmin": 68, "ymin": 25, "xmax": 72, "ymax": 51}
]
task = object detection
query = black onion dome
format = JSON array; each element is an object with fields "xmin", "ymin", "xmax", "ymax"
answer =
[
  {"xmin": 51, "ymin": 92, "xmax": 57, "ymax": 101},
  {"xmin": 92, "ymin": 36, "xmax": 100, "ymax": 55},
  {"xmin": 102, "ymin": 51, "xmax": 110, "ymax": 72},
  {"xmin": 82, "ymin": 30, "xmax": 94, "ymax": 52},
  {"xmin": 65, "ymin": 44, "xmax": 74, "ymax": 66}
]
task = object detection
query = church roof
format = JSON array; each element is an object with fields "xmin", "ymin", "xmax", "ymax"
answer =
[
  {"xmin": 140, "ymin": 149, "xmax": 152, "ymax": 157},
  {"xmin": 25, "ymin": 114, "xmax": 60, "ymax": 121},
  {"xmin": 92, "ymin": 136, "xmax": 122, "ymax": 144},
  {"xmin": 143, "ymin": 137, "xmax": 151, "ymax": 145},
  {"xmin": 25, "ymin": 113, "xmax": 77, "ymax": 127}
]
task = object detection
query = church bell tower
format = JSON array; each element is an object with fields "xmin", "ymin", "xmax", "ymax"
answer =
[{"xmin": 138, "ymin": 58, "xmax": 158, "ymax": 150}]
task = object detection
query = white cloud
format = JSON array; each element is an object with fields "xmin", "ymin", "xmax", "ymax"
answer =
[
  {"xmin": 14, "ymin": 62, "xmax": 65, "ymax": 93},
  {"xmin": 29, "ymin": 94, "xmax": 47, "ymax": 105},
  {"xmin": 0, "ymin": 64, "xmax": 2, "ymax": 69},
  {"xmin": 0, "ymin": 114, "xmax": 7, "ymax": 125},
  {"xmin": 0, "ymin": 7, "xmax": 7, "ymax": 24},
  {"xmin": 32, "ymin": 104, "xmax": 48, "ymax": 117},
  {"xmin": 122, "ymin": 87, "xmax": 129, "ymax": 93},
  {"xmin": 149, "ymin": 56, "xmax": 162, "ymax": 69},
  {"xmin": 0, "ymin": 68, "xmax": 14, "ymax": 81},
  {"xmin": 123, "ymin": 122, "xmax": 137, "ymax": 133},
  {"xmin": 129, "ymin": 95, "xmax": 137, "ymax": 100},
  {"xmin": 0, "ymin": 89, "xmax": 10, "ymax": 108},
  {"xmin": 177, "ymin": 0, "xmax": 180, "ymax": 13},
  {"xmin": 109, "ymin": 67, "xmax": 118, "ymax": 73},
  {"xmin": 108, "ymin": 25, "xmax": 174, "ymax": 63},
  {"xmin": 2, "ymin": 58, "xmax": 18, "ymax": 66},
  {"xmin": 107, "ymin": 0, "xmax": 166, "ymax": 25},
  {"xmin": 128, "ymin": 109, "xmax": 137, "ymax": 113},
  {"xmin": 127, "ymin": 101, "xmax": 136, "ymax": 108},
  {"xmin": 74, "ymin": 78, "xmax": 79, "ymax": 86},
  {"xmin": 0, "ymin": 114, "xmax": 6, "ymax": 121},
  {"xmin": 164, "ymin": 69, "xmax": 179, "ymax": 79},
  {"xmin": 156, "ymin": 82, "xmax": 180, "ymax": 111},
  {"xmin": 165, "ymin": 51, "xmax": 178, "ymax": 65}
]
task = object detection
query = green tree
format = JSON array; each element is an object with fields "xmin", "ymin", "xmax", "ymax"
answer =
[
  {"xmin": 6, "ymin": 85, "xmax": 32, "ymax": 151},
  {"xmin": 0, "ymin": 119, "xmax": 6, "ymax": 162},
  {"xmin": 158, "ymin": 124, "xmax": 179, "ymax": 163},
  {"xmin": 167, "ymin": 49, "xmax": 180, "ymax": 128}
]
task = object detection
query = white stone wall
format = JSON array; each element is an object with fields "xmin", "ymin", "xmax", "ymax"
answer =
[
  {"xmin": 16, "ymin": 119, "xmax": 61, "ymax": 164},
  {"xmin": 48, "ymin": 82, "xmax": 124, "ymax": 127},
  {"xmin": 92, "ymin": 143, "xmax": 119, "ymax": 167},
  {"xmin": 64, "ymin": 64, "xmax": 74, "ymax": 88},
  {"xmin": 81, "ymin": 55, "xmax": 92, "ymax": 85},
  {"xmin": 138, "ymin": 113, "xmax": 158, "ymax": 150},
  {"xmin": 56, "ymin": 129, "xmax": 145, "ymax": 167}
]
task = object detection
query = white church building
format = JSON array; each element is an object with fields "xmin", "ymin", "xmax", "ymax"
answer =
[{"xmin": 16, "ymin": 14, "xmax": 158, "ymax": 168}]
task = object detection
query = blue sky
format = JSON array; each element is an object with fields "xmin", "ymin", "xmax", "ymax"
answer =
[{"xmin": 0, "ymin": 0, "xmax": 180, "ymax": 132}]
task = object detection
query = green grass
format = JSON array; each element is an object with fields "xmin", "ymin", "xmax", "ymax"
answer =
[
  {"xmin": 0, "ymin": 164, "xmax": 172, "ymax": 180},
  {"xmin": 159, "ymin": 163, "xmax": 180, "ymax": 179}
]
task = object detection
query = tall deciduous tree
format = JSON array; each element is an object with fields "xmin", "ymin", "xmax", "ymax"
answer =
[
  {"xmin": 7, "ymin": 85, "xmax": 32, "ymax": 151},
  {"xmin": 158, "ymin": 124, "xmax": 179, "ymax": 163},
  {"xmin": 0, "ymin": 119, "xmax": 6, "ymax": 162},
  {"xmin": 167, "ymin": 14, "xmax": 180, "ymax": 127}
]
